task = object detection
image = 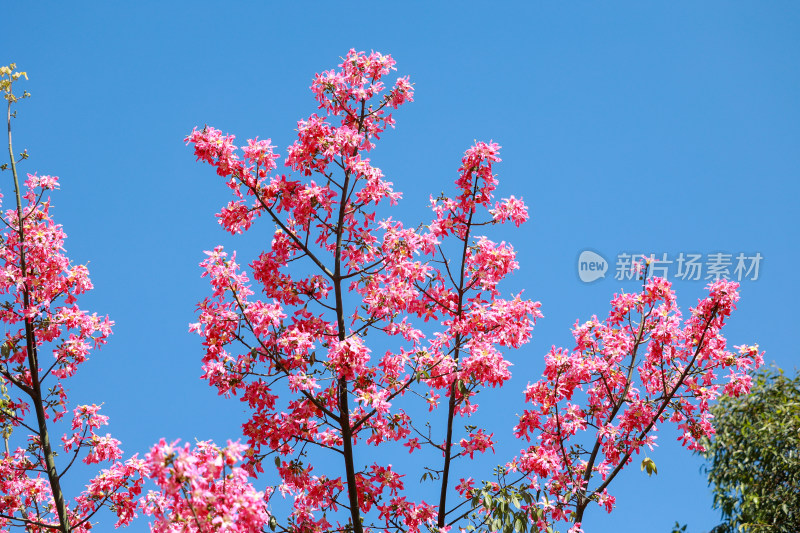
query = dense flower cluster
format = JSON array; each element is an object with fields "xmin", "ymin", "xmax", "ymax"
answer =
[
  {"xmin": 142, "ymin": 440, "xmax": 270, "ymax": 532},
  {"xmin": 505, "ymin": 276, "xmax": 762, "ymax": 527},
  {"xmin": 0, "ymin": 173, "xmax": 146, "ymax": 530}
]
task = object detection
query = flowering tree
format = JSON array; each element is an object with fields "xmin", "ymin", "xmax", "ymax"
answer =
[
  {"xmin": 0, "ymin": 53, "xmax": 762, "ymax": 533},
  {"xmin": 180, "ymin": 49, "xmax": 762, "ymax": 533},
  {"xmin": 0, "ymin": 65, "xmax": 145, "ymax": 532},
  {"xmin": 504, "ymin": 275, "xmax": 762, "ymax": 529}
]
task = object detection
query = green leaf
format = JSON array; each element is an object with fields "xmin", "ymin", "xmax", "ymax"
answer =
[{"xmin": 641, "ymin": 456, "xmax": 657, "ymax": 476}]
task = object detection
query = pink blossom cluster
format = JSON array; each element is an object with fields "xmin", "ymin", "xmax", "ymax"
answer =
[
  {"xmin": 142, "ymin": 439, "xmax": 270, "ymax": 532},
  {"xmin": 0, "ymin": 171, "xmax": 146, "ymax": 530},
  {"xmin": 506, "ymin": 276, "xmax": 762, "ymax": 526}
]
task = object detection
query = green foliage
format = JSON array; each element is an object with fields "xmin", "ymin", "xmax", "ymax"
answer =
[
  {"xmin": 457, "ymin": 466, "xmax": 553, "ymax": 533},
  {"xmin": 468, "ymin": 482, "xmax": 542, "ymax": 533},
  {"xmin": 701, "ymin": 366, "xmax": 800, "ymax": 532}
]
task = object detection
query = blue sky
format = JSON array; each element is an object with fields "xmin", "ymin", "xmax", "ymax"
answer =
[{"xmin": 4, "ymin": 2, "xmax": 799, "ymax": 532}]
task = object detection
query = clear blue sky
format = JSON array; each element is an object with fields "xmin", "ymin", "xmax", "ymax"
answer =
[{"xmin": 4, "ymin": 2, "xmax": 799, "ymax": 532}]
